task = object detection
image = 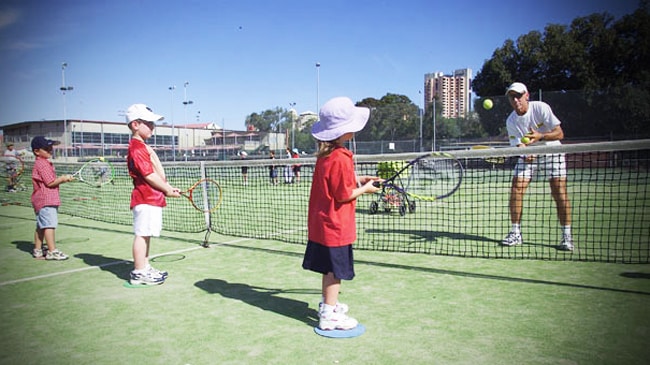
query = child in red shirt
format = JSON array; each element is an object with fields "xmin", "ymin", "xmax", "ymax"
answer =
[
  {"xmin": 302, "ymin": 97, "xmax": 380, "ymax": 330},
  {"xmin": 126, "ymin": 104, "xmax": 180, "ymax": 286}
]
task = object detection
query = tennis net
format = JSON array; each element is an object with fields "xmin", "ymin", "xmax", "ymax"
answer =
[{"xmin": 3, "ymin": 139, "xmax": 649, "ymax": 263}]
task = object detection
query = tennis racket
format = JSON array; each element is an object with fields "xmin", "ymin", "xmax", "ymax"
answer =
[
  {"xmin": 373, "ymin": 152, "xmax": 463, "ymax": 201},
  {"xmin": 71, "ymin": 158, "xmax": 115, "ymax": 187},
  {"xmin": 181, "ymin": 178, "xmax": 223, "ymax": 213}
]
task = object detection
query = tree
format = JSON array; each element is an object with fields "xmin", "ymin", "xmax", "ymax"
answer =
[
  {"xmin": 472, "ymin": 4, "xmax": 650, "ymax": 138},
  {"xmin": 356, "ymin": 93, "xmax": 420, "ymax": 142}
]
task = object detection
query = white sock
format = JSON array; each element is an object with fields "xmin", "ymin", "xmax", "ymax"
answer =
[
  {"xmin": 562, "ymin": 225, "xmax": 572, "ymax": 235},
  {"xmin": 512, "ymin": 224, "xmax": 521, "ymax": 234}
]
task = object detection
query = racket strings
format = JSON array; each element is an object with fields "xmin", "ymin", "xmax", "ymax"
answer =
[
  {"xmin": 189, "ymin": 180, "xmax": 222, "ymax": 212},
  {"xmin": 408, "ymin": 158, "xmax": 463, "ymax": 199},
  {"xmin": 80, "ymin": 162, "xmax": 113, "ymax": 186}
]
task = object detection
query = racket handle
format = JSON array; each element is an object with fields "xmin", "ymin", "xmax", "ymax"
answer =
[{"xmin": 372, "ymin": 181, "xmax": 381, "ymax": 188}]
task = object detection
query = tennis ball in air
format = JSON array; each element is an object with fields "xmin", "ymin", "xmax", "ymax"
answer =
[
  {"xmin": 98, "ymin": 156, "xmax": 105, "ymax": 161},
  {"xmin": 520, "ymin": 136, "xmax": 530, "ymax": 144},
  {"xmin": 482, "ymin": 99, "xmax": 493, "ymax": 110}
]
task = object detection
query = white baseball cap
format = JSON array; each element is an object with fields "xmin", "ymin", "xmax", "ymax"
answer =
[
  {"xmin": 126, "ymin": 104, "xmax": 164, "ymax": 123},
  {"xmin": 311, "ymin": 97, "xmax": 370, "ymax": 141},
  {"xmin": 505, "ymin": 82, "xmax": 528, "ymax": 95}
]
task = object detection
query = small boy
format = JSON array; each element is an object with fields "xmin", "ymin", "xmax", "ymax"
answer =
[
  {"xmin": 30, "ymin": 136, "xmax": 74, "ymax": 260},
  {"xmin": 4, "ymin": 142, "xmax": 20, "ymax": 192},
  {"xmin": 126, "ymin": 104, "xmax": 180, "ymax": 285}
]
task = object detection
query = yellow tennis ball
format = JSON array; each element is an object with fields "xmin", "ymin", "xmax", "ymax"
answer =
[
  {"xmin": 482, "ymin": 99, "xmax": 493, "ymax": 110},
  {"xmin": 98, "ymin": 156, "xmax": 105, "ymax": 161},
  {"xmin": 520, "ymin": 136, "xmax": 530, "ymax": 144}
]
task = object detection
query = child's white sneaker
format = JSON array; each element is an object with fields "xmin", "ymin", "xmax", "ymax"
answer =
[{"xmin": 319, "ymin": 304, "xmax": 358, "ymax": 330}]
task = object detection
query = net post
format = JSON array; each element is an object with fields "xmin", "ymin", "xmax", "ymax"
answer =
[{"xmin": 200, "ymin": 161, "xmax": 212, "ymax": 247}]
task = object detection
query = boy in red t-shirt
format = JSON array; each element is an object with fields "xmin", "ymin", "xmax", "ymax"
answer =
[
  {"xmin": 302, "ymin": 97, "xmax": 380, "ymax": 330},
  {"xmin": 126, "ymin": 104, "xmax": 180, "ymax": 286}
]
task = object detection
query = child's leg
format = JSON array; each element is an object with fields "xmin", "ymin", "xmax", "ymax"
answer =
[
  {"xmin": 322, "ymin": 272, "xmax": 341, "ymax": 306},
  {"xmin": 132, "ymin": 235, "xmax": 151, "ymax": 271},
  {"xmin": 42, "ymin": 228, "xmax": 56, "ymax": 252},
  {"xmin": 34, "ymin": 228, "xmax": 44, "ymax": 251}
]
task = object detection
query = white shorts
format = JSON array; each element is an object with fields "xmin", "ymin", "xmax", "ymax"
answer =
[
  {"xmin": 514, "ymin": 153, "xmax": 567, "ymax": 180},
  {"xmin": 132, "ymin": 204, "xmax": 163, "ymax": 237}
]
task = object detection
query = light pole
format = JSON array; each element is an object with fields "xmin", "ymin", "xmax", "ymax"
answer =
[
  {"xmin": 289, "ymin": 102, "xmax": 296, "ymax": 151},
  {"xmin": 168, "ymin": 86, "xmax": 176, "ymax": 161},
  {"xmin": 418, "ymin": 90, "xmax": 423, "ymax": 152},
  {"xmin": 432, "ymin": 99, "xmax": 437, "ymax": 152},
  {"xmin": 183, "ymin": 81, "xmax": 194, "ymax": 161},
  {"xmin": 60, "ymin": 62, "xmax": 73, "ymax": 160},
  {"xmin": 315, "ymin": 62, "xmax": 320, "ymax": 113}
]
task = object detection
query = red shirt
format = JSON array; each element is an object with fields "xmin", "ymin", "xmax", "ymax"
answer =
[
  {"xmin": 307, "ymin": 146, "xmax": 357, "ymax": 247},
  {"xmin": 127, "ymin": 139, "xmax": 166, "ymax": 209},
  {"xmin": 31, "ymin": 157, "xmax": 61, "ymax": 213}
]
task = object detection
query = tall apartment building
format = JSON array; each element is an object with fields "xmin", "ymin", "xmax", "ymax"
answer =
[{"xmin": 424, "ymin": 68, "xmax": 473, "ymax": 118}]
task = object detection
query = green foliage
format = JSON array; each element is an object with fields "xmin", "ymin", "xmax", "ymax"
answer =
[{"xmin": 473, "ymin": 5, "xmax": 650, "ymax": 138}]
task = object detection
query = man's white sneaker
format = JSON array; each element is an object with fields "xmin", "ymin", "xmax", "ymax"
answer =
[
  {"xmin": 501, "ymin": 231, "xmax": 522, "ymax": 246},
  {"xmin": 558, "ymin": 234, "xmax": 574, "ymax": 251}
]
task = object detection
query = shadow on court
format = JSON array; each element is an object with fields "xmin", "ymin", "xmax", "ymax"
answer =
[
  {"xmin": 195, "ymin": 279, "xmax": 319, "ymax": 327},
  {"xmin": 219, "ymin": 243, "xmax": 650, "ymax": 296},
  {"xmin": 75, "ymin": 253, "xmax": 131, "ymax": 281},
  {"xmin": 11, "ymin": 240, "xmax": 34, "ymax": 256}
]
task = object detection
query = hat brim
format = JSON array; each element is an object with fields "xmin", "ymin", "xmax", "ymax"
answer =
[{"xmin": 311, "ymin": 107, "xmax": 370, "ymax": 141}]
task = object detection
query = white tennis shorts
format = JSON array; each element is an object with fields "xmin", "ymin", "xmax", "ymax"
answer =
[
  {"xmin": 132, "ymin": 204, "xmax": 163, "ymax": 237},
  {"xmin": 514, "ymin": 153, "xmax": 567, "ymax": 179}
]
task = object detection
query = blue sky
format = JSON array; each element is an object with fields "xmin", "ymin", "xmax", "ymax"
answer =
[{"xmin": 0, "ymin": 0, "xmax": 639, "ymax": 130}]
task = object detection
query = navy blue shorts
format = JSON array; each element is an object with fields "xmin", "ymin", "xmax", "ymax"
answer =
[{"xmin": 302, "ymin": 240, "xmax": 355, "ymax": 280}]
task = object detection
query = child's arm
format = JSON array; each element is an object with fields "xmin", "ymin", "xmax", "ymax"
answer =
[
  {"xmin": 338, "ymin": 177, "xmax": 381, "ymax": 203},
  {"xmin": 143, "ymin": 172, "xmax": 181, "ymax": 197},
  {"xmin": 46, "ymin": 174, "xmax": 74, "ymax": 188}
]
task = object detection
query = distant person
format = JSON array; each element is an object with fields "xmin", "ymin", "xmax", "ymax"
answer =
[
  {"xmin": 240, "ymin": 151, "xmax": 249, "ymax": 185},
  {"xmin": 501, "ymin": 82, "xmax": 573, "ymax": 251},
  {"xmin": 269, "ymin": 151, "xmax": 278, "ymax": 185},
  {"xmin": 3, "ymin": 142, "xmax": 20, "ymax": 192},
  {"xmin": 302, "ymin": 97, "xmax": 381, "ymax": 331},
  {"xmin": 284, "ymin": 147, "xmax": 294, "ymax": 183},
  {"xmin": 291, "ymin": 148, "xmax": 301, "ymax": 184},
  {"xmin": 30, "ymin": 136, "xmax": 74, "ymax": 260},
  {"xmin": 126, "ymin": 104, "xmax": 181, "ymax": 285}
]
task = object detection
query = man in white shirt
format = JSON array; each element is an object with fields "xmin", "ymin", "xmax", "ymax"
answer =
[{"xmin": 501, "ymin": 82, "xmax": 574, "ymax": 251}]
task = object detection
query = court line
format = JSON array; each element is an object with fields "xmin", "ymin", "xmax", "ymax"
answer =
[{"xmin": 0, "ymin": 237, "xmax": 253, "ymax": 287}]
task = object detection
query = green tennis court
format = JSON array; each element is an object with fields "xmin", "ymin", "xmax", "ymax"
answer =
[{"xmin": 1, "ymin": 203, "xmax": 649, "ymax": 364}]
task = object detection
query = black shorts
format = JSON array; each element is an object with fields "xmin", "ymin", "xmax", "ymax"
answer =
[{"xmin": 302, "ymin": 240, "xmax": 355, "ymax": 280}]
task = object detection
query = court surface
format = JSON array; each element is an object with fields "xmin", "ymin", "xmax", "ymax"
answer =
[{"xmin": 1, "ymin": 204, "xmax": 649, "ymax": 365}]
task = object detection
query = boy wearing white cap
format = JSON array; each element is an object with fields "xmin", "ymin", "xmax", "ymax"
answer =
[
  {"xmin": 302, "ymin": 97, "xmax": 381, "ymax": 330},
  {"xmin": 502, "ymin": 82, "xmax": 573, "ymax": 251},
  {"xmin": 126, "ymin": 104, "xmax": 181, "ymax": 285}
]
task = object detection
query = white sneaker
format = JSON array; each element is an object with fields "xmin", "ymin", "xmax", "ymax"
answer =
[
  {"xmin": 130, "ymin": 269, "xmax": 165, "ymax": 286},
  {"xmin": 45, "ymin": 249, "xmax": 69, "ymax": 261},
  {"xmin": 319, "ymin": 303, "xmax": 358, "ymax": 330},
  {"xmin": 319, "ymin": 309, "xmax": 358, "ymax": 330},
  {"xmin": 318, "ymin": 301, "xmax": 349, "ymax": 317},
  {"xmin": 33, "ymin": 248, "xmax": 45, "ymax": 259},
  {"xmin": 558, "ymin": 234, "xmax": 574, "ymax": 251},
  {"xmin": 147, "ymin": 265, "xmax": 168, "ymax": 279},
  {"xmin": 501, "ymin": 231, "xmax": 522, "ymax": 246}
]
